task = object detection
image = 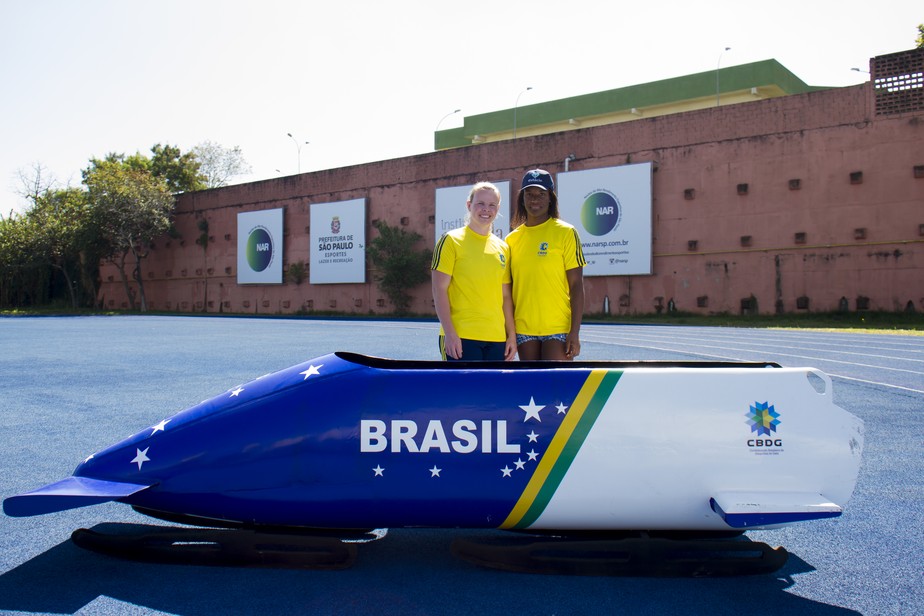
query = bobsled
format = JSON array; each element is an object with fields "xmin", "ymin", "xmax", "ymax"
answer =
[{"xmin": 5, "ymin": 352, "xmax": 864, "ymax": 533}]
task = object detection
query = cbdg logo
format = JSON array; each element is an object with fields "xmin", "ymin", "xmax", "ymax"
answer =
[
  {"xmin": 745, "ymin": 401, "xmax": 783, "ymax": 448},
  {"xmin": 580, "ymin": 189, "xmax": 621, "ymax": 236},
  {"xmin": 246, "ymin": 226, "xmax": 274, "ymax": 272}
]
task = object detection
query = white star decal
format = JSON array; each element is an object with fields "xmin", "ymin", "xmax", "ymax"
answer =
[
  {"xmin": 526, "ymin": 430, "xmax": 539, "ymax": 443},
  {"xmin": 131, "ymin": 447, "xmax": 150, "ymax": 470},
  {"xmin": 500, "ymin": 466, "xmax": 513, "ymax": 477},
  {"xmin": 519, "ymin": 397, "xmax": 544, "ymax": 422},
  {"xmin": 556, "ymin": 403, "xmax": 568, "ymax": 415},
  {"xmin": 372, "ymin": 465, "xmax": 384, "ymax": 476},
  {"xmin": 429, "ymin": 466, "xmax": 442, "ymax": 478},
  {"xmin": 527, "ymin": 449, "xmax": 539, "ymax": 461},
  {"xmin": 83, "ymin": 454, "xmax": 94, "ymax": 464},
  {"xmin": 230, "ymin": 386, "xmax": 244, "ymax": 397},
  {"xmin": 300, "ymin": 364, "xmax": 323, "ymax": 380},
  {"xmin": 151, "ymin": 419, "xmax": 170, "ymax": 435},
  {"xmin": 514, "ymin": 458, "xmax": 526, "ymax": 470}
]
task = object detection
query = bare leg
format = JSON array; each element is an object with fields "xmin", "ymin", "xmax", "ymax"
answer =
[
  {"xmin": 517, "ymin": 339, "xmax": 542, "ymax": 360},
  {"xmin": 540, "ymin": 339, "xmax": 569, "ymax": 360}
]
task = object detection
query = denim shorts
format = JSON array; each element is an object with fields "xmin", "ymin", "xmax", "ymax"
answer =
[{"xmin": 516, "ymin": 333, "xmax": 568, "ymax": 345}]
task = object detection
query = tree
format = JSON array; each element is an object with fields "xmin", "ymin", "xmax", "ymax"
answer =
[
  {"xmin": 84, "ymin": 146, "xmax": 206, "ymax": 195},
  {"xmin": 151, "ymin": 143, "xmax": 207, "ymax": 193},
  {"xmin": 3, "ymin": 165, "xmax": 104, "ymax": 309},
  {"xmin": 15, "ymin": 162, "xmax": 57, "ymax": 207},
  {"xmin": 28, "ymin": 187, "xmax": 92, "ymax": 308},
  {"xmin": 366, "ymin": 220, "xmax": 431, "ymax": 313},
  {"xmin": 917, "ymin": 23, "xmax": 923, "ymax": 48},
  {"xmin": 192, "ymin": 141, "xmax": 252, "ymax": 188},
  {"xmin": 0, "ymin": 213, "xmax": 49, "ymax": 307},
  {"xmin": 84, "ymin": 163, "xmax": 175, "ymax": 311}
]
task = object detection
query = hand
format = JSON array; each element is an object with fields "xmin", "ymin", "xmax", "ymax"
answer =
[
  {"xmin": 504, "ymin": 337, "xmax": 518, "ymax": 361},
  {"xmin": 444, "ymin": 332, "xmax": 463, "ymax": 359},
  {"xmin": 564, "ymin": 333, "xmax": 581, "ymax": 359}
]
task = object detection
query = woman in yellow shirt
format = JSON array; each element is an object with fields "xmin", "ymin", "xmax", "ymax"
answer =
[
  {"xmin": 431, "ymin": 182, "xmax": 517, "ymax": 361},
  {"xmin": 506, "ymin": 169, "xmax": 586, "ymax": 360}
]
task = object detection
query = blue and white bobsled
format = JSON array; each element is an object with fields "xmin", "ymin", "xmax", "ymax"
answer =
[{"xmin": 4, "ymin": 353, "xmax": 864, "ymax": 532}]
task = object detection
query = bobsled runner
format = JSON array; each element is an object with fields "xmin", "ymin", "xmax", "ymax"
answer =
[{"xmin": 4, "ymin": 352, "xmax": 864, "ymax": 574}]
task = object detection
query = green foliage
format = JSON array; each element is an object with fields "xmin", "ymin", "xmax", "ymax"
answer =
[
  {"xmin": 151, "ymin": 143, "xmax": 207, "ymax": 193},
  {"xmin": 366, "ymin": 220, "xmax": 431, "ymax": 313},
  {"xmin": 29, "ymin": 188, "xmax": 96, "ymax": 308},
  {"xmin": 0, "ymin": 187, "xmax": 102, "ymax": 309},
  {"xmin": 0, "ymin": 213, "xmax": 47, "ymax": 307},
  {"xmin": 84, "ymin": 161, "xmax": 176, "ymax": 311},
  {"xmin": 287, "ymin": 260, "xmax": 308, "ymax": 285},
  {"xmin": 195, "ymin": 217, "xmax": 209, "ymax": 249},
  {"xmin": 2, "ymin": 143, "xmax": 210, "ymax": 310},
  {"xmin": 917, "ymin": 23, "xmax": 924, "ymax": 48},
  {"xmin": 83, "ymin": 145, "xmax": 206, "ymax": 194}
]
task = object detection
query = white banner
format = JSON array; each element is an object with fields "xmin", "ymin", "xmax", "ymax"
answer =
[
  {"xmin": 557, "ymin": 163, "xmax": 653, "ymax": 276},
  {"xmin": 237, "ymin": 208, "xmax": 284, "ymax": 284},
  {"xmin": 434, "ymin": 181, "xmax": 511, "ymax": 243},
  {"xmin": 310, "ymin": 198, "xmax": 366, "ymax": 284}
]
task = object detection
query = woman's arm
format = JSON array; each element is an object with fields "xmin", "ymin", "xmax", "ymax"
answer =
[{"xmin": 432, "ymin": 270, "xmax": 462, "ymax": 359}]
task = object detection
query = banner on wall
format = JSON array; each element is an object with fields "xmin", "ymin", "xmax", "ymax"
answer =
[
  {"xmin": 237, "ymin": 208, "xmax": 284, "ymax": 284},
  {"xmin": 434, "ymin": 181, "xmax": 511, "ymax": 244},
  {"xmin": 310, "ymin": 198, "xmax": 366, "ymax": 284},
  {"xmin": 557, "ymin": 163, "xmax": 653, "ymax": 276}
]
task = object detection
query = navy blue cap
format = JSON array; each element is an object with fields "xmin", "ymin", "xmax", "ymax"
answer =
[{"xmin": 521, "ymin": 169, "xmax": 554, "ymax": 192}]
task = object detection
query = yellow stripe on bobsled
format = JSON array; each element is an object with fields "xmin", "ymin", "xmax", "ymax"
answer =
[{"xmin": 501, "ymin": 370, "xmax": 622, "ymax": 529}]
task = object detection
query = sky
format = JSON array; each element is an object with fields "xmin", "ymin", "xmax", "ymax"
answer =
[{"xmin": 2, "ymin": 0, "xmax": 921, "ymax": 217}]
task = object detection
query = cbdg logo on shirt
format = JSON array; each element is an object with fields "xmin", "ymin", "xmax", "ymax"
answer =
[
  {"xmin": 537, "ymin": 242, "xmax": 549, "ymax": 256},
  {"xmin": 581, "ymin": 190, "xmax": 622, "ymax": 236}
]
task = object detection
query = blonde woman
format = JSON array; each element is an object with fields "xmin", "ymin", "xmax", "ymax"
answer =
[{"xmin": 431, "ymin": 182, "xmax": 516, "ymax": 361}]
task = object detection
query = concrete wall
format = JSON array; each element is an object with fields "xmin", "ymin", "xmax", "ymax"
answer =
[{"xmin": 98, "ymin": 81, "xmax": 924, "ymax": 316}]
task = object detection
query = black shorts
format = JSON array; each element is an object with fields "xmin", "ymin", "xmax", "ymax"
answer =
[{"xmin": 439, "ymin": 336, "xmax": 506, "ymax": 361}]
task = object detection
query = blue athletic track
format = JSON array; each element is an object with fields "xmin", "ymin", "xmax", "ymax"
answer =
[{"xmin": 1, "ymin": 316, "xmax": 920, "ymax": 615}]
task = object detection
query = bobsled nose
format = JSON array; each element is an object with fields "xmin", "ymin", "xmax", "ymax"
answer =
[{"xmin": 3, "ymin": 476, "xmax": 151, "ymax": 517}]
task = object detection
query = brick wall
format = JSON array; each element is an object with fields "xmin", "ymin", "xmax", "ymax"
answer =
[{"xmin": 99, "ymin": 63, "xmax": 924, "ymax": 316}]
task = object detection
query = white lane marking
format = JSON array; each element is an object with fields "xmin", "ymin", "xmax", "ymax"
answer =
[
  {"xmin": 827, "ymin": 374, "xmax": 924, "ymax": 395},
  {"xmin": 581, "ymin": 334, "xmax": 924, "ymax": 376}
]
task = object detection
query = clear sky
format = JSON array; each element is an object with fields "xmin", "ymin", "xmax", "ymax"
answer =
[{"xmin": 2, "ymin": 0, "xmax": 920, "ymax": 216}]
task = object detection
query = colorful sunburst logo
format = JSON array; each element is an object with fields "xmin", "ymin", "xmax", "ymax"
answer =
[{"xmin": 746, "ymin": 401, "xmax": 781, "ymax": 436}]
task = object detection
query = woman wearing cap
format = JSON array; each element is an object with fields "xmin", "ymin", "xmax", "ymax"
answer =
[
  {"xmin": 507, "ymin": 169, "xmax": 586, "ymax": 360},
  {"xmin": 431, "ymin": 181, "xmax": 517, "ymax": 361}
]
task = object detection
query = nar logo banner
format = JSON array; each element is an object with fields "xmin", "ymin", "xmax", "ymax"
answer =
[
  {"xmin": 557, "ymin": 163, "xmax": 653, "ymax": 276},
  {"xmin": 237, "ymin": 208, "xmax": 284, "ymax": 284}
]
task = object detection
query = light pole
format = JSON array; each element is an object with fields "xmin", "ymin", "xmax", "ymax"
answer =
[
  {"xmin": 286, "ymin": 132, "xmax": 309, "ymax": 174},
  {"xmin": 716, "ymin": 47, "xmax": 731, "ymax": 106},
  {"xmin": 436, "ymin": 109, "xmax": 461, "ymax": 132},
  {"xmin": 513, "ymin": 87, "xmax": 532, "ymax": 138}
]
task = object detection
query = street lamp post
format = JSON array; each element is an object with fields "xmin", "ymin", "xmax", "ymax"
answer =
[
  {"xmin": 716, "ymin": 47, "xmax": 731, "ymax": 107},
  {"xmin": 436, "ymin": 109, "xmax": 461, "ymax": 132},
  {"xmin": 513, "ymin": 87, "xmax": 532, "ymax": 138},
  {"xmin": 435, "ymin": 109, "xmax": 461, "ymax": 150},
  {"xmin": 287, "ymin": 132, "xmax": 309, "ymax": 174}
]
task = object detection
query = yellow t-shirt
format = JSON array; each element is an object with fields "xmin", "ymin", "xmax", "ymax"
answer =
[
  {"xmin": 506, "ymin": 218, "xmax": 586, "ymax": 336},
  {"xmin": 431, "ymin": 227, "xmax": 511, "ymax": 342}
]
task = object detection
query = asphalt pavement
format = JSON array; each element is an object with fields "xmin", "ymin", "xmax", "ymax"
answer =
[{"xmin": 1, "ymin": 316, "xmax": 921, "ymax": 615}]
